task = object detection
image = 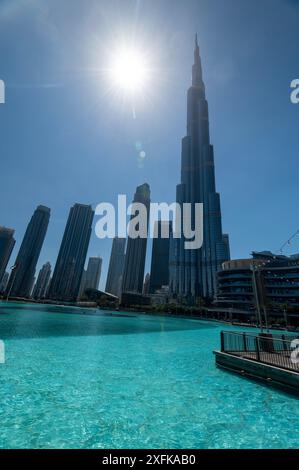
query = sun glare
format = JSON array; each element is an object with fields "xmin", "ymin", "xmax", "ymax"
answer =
[{"xmin": 108, "ymin": 47, "xmax": 149, "ymax": 94}]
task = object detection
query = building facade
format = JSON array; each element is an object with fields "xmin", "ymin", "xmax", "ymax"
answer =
[
  {"xmin": 6, "ymin": 206, "xmax": 50, "ymax": 298},
  {"xmin": 170, "ymin": 36, "xmax": 230, "ymax": 302},
  {"xmin": 0, "ymin": 272, "xmax": 9, "ymax": 293},
  {"xmin": 32, "ymin": 262, "xmax": 51, "ymax": 300},
  {"xmin": 143, "ymin": 272, "xmax": 150, "ymax": 295},
  {"xmin": 216, "ymin": 251, "xmax": 299, "ymax": 321},
  {"xmin": 0, "ymin": 226, "xmax": 15, "ymax": 284},
  {"xmin": 80, "ymin": 256, "xmax": 102, "ymax": 296},
  {"xmin": 48, "ymin": 203, "xmax": 94, "ymax": 302},
  {"xmin": 122, "ymin": 183, "xmax": 150, "ymax": 294},
  {"xmin": 105, "ymin": 237, "xmax": 126, "ymax": 297},
  {"xmin": 149, "ymin": 220, "xmax": 172, "ymax": 294}
]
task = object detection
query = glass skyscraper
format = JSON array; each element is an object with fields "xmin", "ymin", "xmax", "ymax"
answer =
[
  {"xmin": 122, "ymin": 183, "xmax": 150, "ymax": 294},
  {"xmin": 105, "ymin": 237, "xmax": 126, "ymax": 297},
  {"xmin": 0, "ymin": 272, "xmax": 9, "ymax": 293},
  {"xmin": 170, "ymin": 36, "xmax": 230, "ymax": 302},
  {"xmin": 32, "ymin": 262, "xmax": 51, "ymax": 300},
  {"xmin": 48, "ymin": 203, "xmax": 94, "ymax": 302},
  {"xmin": 149, "ymin": 220, "xmax": 172, "ymax": 294},
  {"xmin": 0, "ymin": 226, "xmax": 15, "ymax": 284},
  {"xmin": 6, "ymin": 205, "xmax": 50, "ymax": 298},
  {"xmin": 82, "ymin": 256, "xmax": 102, "ymax": 292}
]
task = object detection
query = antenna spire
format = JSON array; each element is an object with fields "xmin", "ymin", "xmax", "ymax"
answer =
[{"xmin": 192, "ymin": 33, "xmax": 203, "ymax": 88}]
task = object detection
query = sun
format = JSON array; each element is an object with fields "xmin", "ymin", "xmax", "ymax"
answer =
[{"xmin": 108, "ymin": 47, "xmax": 149, "ymax": 94}]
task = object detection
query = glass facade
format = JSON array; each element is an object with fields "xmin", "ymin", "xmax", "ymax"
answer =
[
  {"xmin": 216, "ymin": 251, "xmax": 299, "ymax": 321},
  {"xmin": 48, "ymin": 203, "xmax": 94, "ymax": 302},
  {"xmin": 6, "ymin": 206, "xmax": 50, "ymax": 298},
  {"xmin": 105, "ymin": 237, "xmax": 126, "ymax": 297},
  {"xmin": 149, "ymin": 220, "xmax": 172, "ymax": 294},
  {"xmin": 0, "ymin": 227, "xmax": 15, "ymax": 284},
  {"xmin": 122, "ymin": 183, "xmax": 150, "ymax": 294},
  {"xmin": 170, "ymin": 36, "xmax": 230, "ymax": 302}
]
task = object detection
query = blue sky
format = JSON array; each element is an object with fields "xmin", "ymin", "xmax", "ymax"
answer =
[{"xmin": 0, "ymin": 0, "xmax": 298, "ymax": 289}]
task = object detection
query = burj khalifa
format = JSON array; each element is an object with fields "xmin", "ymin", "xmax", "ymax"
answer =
[{"xmin": 170, "ymin": 35, "xmax": 230, "ymax": 301}]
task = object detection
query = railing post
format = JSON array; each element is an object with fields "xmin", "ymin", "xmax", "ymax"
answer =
[
  {"xmin": 255, "ymin": 336, "xmax": 260, "ymax": 362},
  {"xmin": 243, "ymin": 333, "xmax": 247, "ymax": 352},
  {"xmin": 221, "ymin": 331, "xmax": 224, "ymax": 352}
]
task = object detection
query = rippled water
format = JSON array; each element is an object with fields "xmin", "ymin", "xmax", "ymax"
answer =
[{"xmin": 0, "ymin": 301, "xmax": 298, "ymax": 449}]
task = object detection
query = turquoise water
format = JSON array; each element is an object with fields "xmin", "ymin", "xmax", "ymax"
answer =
[{"xmin": 0, "ymin": 301, "xmax": 298, "ymax": 449}]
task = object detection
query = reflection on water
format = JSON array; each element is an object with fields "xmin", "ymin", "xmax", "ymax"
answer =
[{"xmin": 0, "ymin": 301, "xmax": 216, "ymax": 340}]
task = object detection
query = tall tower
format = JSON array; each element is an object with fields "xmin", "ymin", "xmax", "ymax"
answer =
[
  {"xmin": 0, "ymin": 272, "xmax": 9, "ymax": 293},
  {"xmin": 149, "ymin": 220, "xmax": 172, "ymax": 293},
  {"xmin": 32, "ymin": 262, "xmax": 51, "ymax": 300},
  {"xmin": 105, "ymin": 237, "xmax": 126, "ymax": 297},
  {"xmin": 171, "ymin": 36, "xmax": 230, "ymax": 301},
  {"xmin": 6, "ymin": 206, "xmax": 50, "ymax": 298},
  {"xmin": 83, "ymin": 256, "xmax": 102, "ymax": 291},
  {"xmin": 122, "ymin": 183, "xmax": 150, "ymax": 294},
  {"xmin": 0, "ymin": 227, "xmax": 15, "ymax": 284},
  {"xmin": 48, "ymin": 203, "xmax": 94, "ymax": 301}
]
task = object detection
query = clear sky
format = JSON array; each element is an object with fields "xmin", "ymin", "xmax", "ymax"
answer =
[{"xmin": 0, "ymin": 0, "xmax": 298, "ymax": 290}]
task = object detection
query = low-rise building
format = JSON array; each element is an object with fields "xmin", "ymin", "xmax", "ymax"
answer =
[{"xmin": 215, "ymin": 251, "xmax": 299, "ymax": 325}]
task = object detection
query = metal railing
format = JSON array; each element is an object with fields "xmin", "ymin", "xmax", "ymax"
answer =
[{"xmin": 220, "ymin": 330, "xmax": 299, "ymax": 372}]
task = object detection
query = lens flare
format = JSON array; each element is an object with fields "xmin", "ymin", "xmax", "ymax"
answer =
[{"xmin": 108, "ymin": 47, "xmax": 149, "ymax": 94}]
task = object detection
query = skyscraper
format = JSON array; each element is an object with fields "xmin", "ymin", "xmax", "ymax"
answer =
[
  {"xmin": 105, "ymin": 237, "xmax": 126, "ymax": 297},
  {"xmin": 149, "ymin": 220, "xmax": 172, "ymax": 294},
  {"xmin": 32, "ymin": 262, "xmax": 51, "ymax": 300},
  {"xmin": 80, "ymin": 256, "xmax": 102, "ymax": 295},
  {"xmin": 48, "ymin": 203, "xmax": 94, "ymax": 302},
  {"xmin": 29, "ymin": 276, "xmax": 36, "ymax": 298},
  {"xmin": 0, "ymin": 272, "xmax": 9, "ymax": 293},
  {"xmin": 78, "ymin": 270, "xmax": 87, "ymax": 298},
  {"xmin": 6, "ymin": 206, "xmax": 50, "ymax": 298},
  {"xmin": 222, "ymin": 234, "xmax": 231, "ymax": 261},
  {"xmin": 170, "ymin": 36, "xmax": 230, "ymax": 302},
  {"xmin": 143, "ymin": 273, "xmax": 150, "ymax": 295},
  {"xmin": 0, "ymin": 226, "xmax": 15, "ymax": 284},
  {"xmin": 122, "ymin": 183, "xmax": 150, "ymax": 294}
]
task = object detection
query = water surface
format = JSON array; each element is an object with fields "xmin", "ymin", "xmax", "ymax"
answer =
[{"xmin": 0, "ymin": 301, "xmax": 298, "ymax": 449}]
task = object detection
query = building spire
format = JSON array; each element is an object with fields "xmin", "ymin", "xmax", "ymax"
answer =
[
  {"xmin": 194, "ymin": 33, "xmax": 199, "ymax": 64},
  {"xmin": 192, "ymin": 32, "xmax": 203, "ymax": 88}
]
